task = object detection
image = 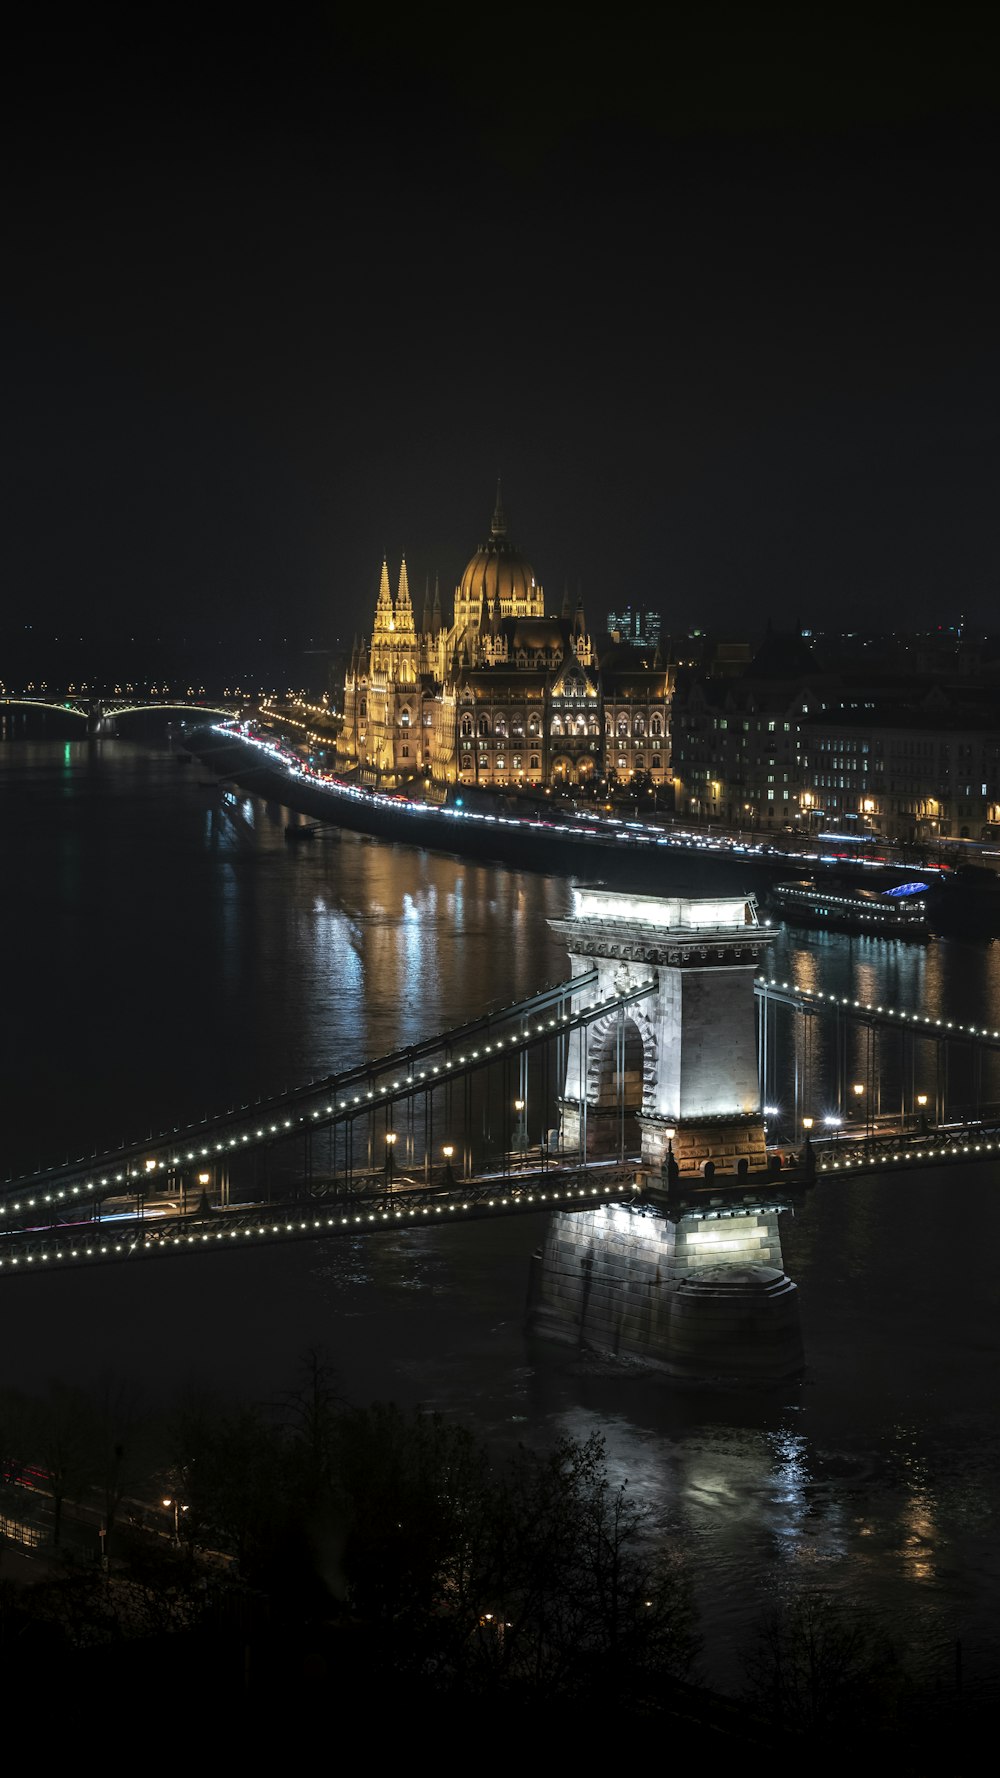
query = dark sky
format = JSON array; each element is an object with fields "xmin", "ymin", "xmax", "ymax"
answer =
[{"xmin": 5, "ymin": 9, "xmax": 1000, "ymax": 680}]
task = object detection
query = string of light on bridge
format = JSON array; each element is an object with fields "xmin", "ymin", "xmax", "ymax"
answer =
[
  {"xmin": 816, "ymin": 1137, "xmax": 998, "ymax": 1173},
  {"xmin": 2, "ymin": 981, "xmax": 654, "ymax": 1206},
  {"xmin": 757, "ymin": 977, "xmax": 1000, "ymax": 1043},
  {"xmin": 0, "ymin": 1179, "xmax": 626, "ymax": 1275}
]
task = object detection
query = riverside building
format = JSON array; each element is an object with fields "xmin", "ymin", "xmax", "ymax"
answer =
[{"xmin": 337, "ymin": 488, "xmax": 672, "ymax": 796}]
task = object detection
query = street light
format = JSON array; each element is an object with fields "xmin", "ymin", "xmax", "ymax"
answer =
[
  {"xmin": 442, "ymin": 1143, "xmax": 455, "ymax": 1186},
  {"xmin": 513, "ymin": 1098, "xmax": 527, "ymax": 1156},
  {"xmin": 917, "ymin": 1092, "xmax": 928, "ymax": 1134},
  {"xmin": 162, "ymin": 1497, "xmax": 188, "ymax": 1544},
  {"xmin": 385, "ymin": 1130, "xmax": 397, "ymax": 1189}
]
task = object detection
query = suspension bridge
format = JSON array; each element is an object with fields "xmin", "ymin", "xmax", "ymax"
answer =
[{"xmin": 2, "ymin": 894, "xmax": 998, "ymax": 1295}]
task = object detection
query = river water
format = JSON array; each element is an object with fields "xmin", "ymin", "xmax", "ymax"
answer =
[{"xmin": 2, "ymin": 722, "xmax": 999, "ymax": 1704}]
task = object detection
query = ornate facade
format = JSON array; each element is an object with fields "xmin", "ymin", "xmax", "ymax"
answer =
[{"xmin": 338, "ymin": 488, "xmax": 672, "ymax": 794}]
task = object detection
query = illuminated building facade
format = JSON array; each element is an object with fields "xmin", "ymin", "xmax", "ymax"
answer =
[
  {"xmin": 607, "ymin": 606, "xmax": 662, "ymax": 649},
  {"xmin": 672, "ymin": 628, "xmax": 1000, "ymax": 840},
  {"xmin": 338, "ymin": 488, "xmax": 672, "ymax": 793}
]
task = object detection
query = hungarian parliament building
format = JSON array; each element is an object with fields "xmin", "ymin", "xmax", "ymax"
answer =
[
  {"xmin": 333, "ymin": 488, "xmax": 1000, "ymax": 842},
  {"xmin": 337, "ymin": 489, "xmax": 671, "ymax": 795}
]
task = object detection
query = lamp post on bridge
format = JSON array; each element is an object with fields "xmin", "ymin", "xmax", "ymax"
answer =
[
  {"xmin": 851, "ymin": 1081, "xmax": 868, "ymax": 1139},
  {"xmin": 442, "ymin": 1143, "xmax": 455, "ymax": 1188},
  {"xmin": 513, "ymin": 1098, "xmax": 527, "ymax": 1163},
  {"xmin": 384, "ymin": 1130, "xmax": 397, "ymax": 1194},
  {"xmin": 801, "ymin": 1116, "xmax": 815, "ymax": 1178}
]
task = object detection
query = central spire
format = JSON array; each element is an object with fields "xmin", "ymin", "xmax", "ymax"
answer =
[{"xmin": 491, "ymin": 476, "xmax": 506, "ymax": 538}]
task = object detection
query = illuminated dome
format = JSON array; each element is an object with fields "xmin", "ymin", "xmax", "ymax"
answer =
[{"xmin": 457, "ymin": 485, "xmax": 540, "ymax": 612}]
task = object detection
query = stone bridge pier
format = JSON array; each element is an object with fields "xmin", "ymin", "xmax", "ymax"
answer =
[
  {"xmin": 549, "ymin": 887, "xmax": 773, "ymax": 1182},
  {"xmin": 86, "ymin": 698, "xmax": 112, "ymax": 736}
]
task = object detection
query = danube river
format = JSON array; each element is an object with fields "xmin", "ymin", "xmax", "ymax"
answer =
[{"xmin": 2, "ymin": 722, "xmax": 1000, "ymax": 1702}]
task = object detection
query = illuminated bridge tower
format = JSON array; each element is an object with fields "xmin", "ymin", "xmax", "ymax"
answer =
[
  {"xmin": 550, "ymin": 887, "xmax": 774, "ymax": 1181},
  {"xmin": 531, "ymin": 890, "xmax": 801, "ymax": 1379}
]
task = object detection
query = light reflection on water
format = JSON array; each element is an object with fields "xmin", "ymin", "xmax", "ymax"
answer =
[{"xmin": 1, "ymin": 733, "xmax": 999, "ymax": 1702}]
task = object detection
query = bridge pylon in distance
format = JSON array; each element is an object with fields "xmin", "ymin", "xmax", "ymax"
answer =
[
  {"xmin": 86, "ymin": 697, "xmax": 109, "ymax": 736},
  {"xmin": 548, "ymin": 887, "xmax": 774, "ymax": 1183}
]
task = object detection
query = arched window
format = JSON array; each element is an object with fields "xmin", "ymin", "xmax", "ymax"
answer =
[
  {"xmin": 634, "ymin": 716, "xmax": 645, "ymax": 737},
  {"xmin": 495, "ymin": 717, "xmax": 507, "ymax": 738},
  {"xmin": 359, "ymin": 699, "xmax": 367, "ymax": 720},
  {"xmin": 530, "ymin": 755, "xmax": 540, "ymax": 770},
  {"xmin": 551, "ymin": 718, "xmax": 563, "ymax": 736},
  {"xmin": 478, "ymin": 715, "xmax": 490, "ymax": 737},
  {"xmin": 528, "ymin": 716, "xmax": 540, "ymax": 736},
  {"xmin": 461, "ymin": 714, "xmax": 473, "ymax": 737},
  {"xmin": 461, "ymin": 754, "xmax": 472, "ymax": 770},
  {"xmin": 618, "ymin": 716, "xmax": 629, "ymax": 736},
  {"xmin": 651, "ymin": 714, "xmax": 662, "ymax": 736},
  {"xmin": 400, "ymin": 709, "xmax": 411, "ymax": 728}
]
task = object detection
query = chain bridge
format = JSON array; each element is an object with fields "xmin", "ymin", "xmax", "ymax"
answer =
[{"xmin": 4, "ymin": 890, "xmax": 999, "ymax": 1376}]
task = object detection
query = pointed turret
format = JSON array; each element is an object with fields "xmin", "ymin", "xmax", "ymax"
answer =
[
  {"xmin": 395, "ymin": 557, "xmax": 415, "ymax": 631},
  {"xmin": 491, "ymin": 476, "xmax": 507, "ymax": 537},
  {"xmin": 561, "ymin": 583, "xmax": 572, "ymax": 620},
  {"xmin": 433, "ymin": 574, "xmax": 444, "ymax": 631},
  {"xmin": 372, "ymin": 558, "xmax": 395, "ymax": 657},
  {"xmin": 376, "ymin": 557, "xmax": 393, "ymax": 615},
  {"xmin": 421, "ymin": 577, "xmax": 432, "ymax": 635}
]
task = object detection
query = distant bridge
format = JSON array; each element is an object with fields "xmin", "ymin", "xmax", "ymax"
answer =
[{"xmin": 0, "ymin": 694, "xmax": 241, "ymax": 731}]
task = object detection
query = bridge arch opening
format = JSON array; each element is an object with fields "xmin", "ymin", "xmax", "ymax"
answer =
[{"xmin": 589, "ymin": 1014, "xmax": 646, "ymax": 1156}]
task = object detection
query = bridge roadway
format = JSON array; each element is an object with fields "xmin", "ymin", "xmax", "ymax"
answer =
[
  {"xmin": 0, "ymin": 968, "xmax": 657, "ymax": 1217},
  {"xmin": 2, "ymin": 1114, "xmax": 997, "ymax": 1280},
  {"xmin": 0, "ymin": 1158, "xmax": 653, "ymax": 1275}
]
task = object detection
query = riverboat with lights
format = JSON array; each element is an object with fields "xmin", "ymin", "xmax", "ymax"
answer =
[{"xmin": 766, "ymin": 877, "xmax": 931, "ymax": 940}]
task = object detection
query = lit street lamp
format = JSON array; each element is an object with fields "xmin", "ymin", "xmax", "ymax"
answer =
[
  {"xmin": 851, "ymin": 1081, "xmax": 867, "ymax": 1133},
  {"xmin": 385, "ymin": 1130, "xmax": 397, "ymax": 1190},
  {"xmin": 801, "ymin": 1116, "xmax": 815, "ymax": 1176},
  {"xmin": 513, "ymin": 1098, "xmax": 527, "ymax": 1156},
  {"xmin": 162, "ymin": 1496, "xmax": 188, "ymax": 1544},
  {"xmin": 442, "ymin": 1143, "xmax": 455, "ymax": 1187}
]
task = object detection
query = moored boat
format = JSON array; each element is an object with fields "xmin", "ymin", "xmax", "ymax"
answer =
[{"xmin": 766, "ymin": 876, "xmax": 931, "ymax": 939}]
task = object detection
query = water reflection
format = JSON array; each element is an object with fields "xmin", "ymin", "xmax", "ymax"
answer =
[
  {"xmin": 766, "ymin": 925, "xmax": 1000, "ymax": 1134},
  {"xmin": 2, "ymin": 740, "xmax": 1000, "ymax": 1705}
]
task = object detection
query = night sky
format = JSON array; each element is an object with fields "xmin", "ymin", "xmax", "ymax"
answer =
[{"xmin": 5, "ymin": 10, "xmax": 1000, "ymax": 683}]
